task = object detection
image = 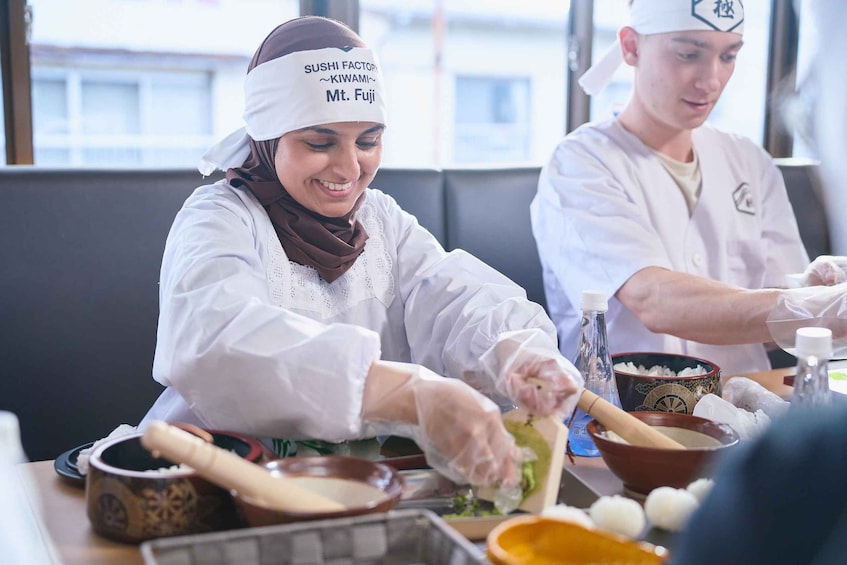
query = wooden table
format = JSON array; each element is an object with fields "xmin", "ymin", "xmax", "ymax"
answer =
[
  {"xmin": 17, "ymin": 367, "xmax": 794, "ymax": 565},
  {"xmin": 18, "ymin": 460, "xmax": 140, "ymax": 565},
  {"xmin": 726, "ymin": 366, "xmax": 794, "ymax": 399}
]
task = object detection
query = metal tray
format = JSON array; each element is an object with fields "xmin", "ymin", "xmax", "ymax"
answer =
[{"xmin": 140, "ymin": 508, "xmax": 488, "ymax": 565}]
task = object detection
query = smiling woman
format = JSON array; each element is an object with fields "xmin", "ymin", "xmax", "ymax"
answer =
[{"xmin": 137, "ymin": 15, "xmax": 583, "ymax": 497}]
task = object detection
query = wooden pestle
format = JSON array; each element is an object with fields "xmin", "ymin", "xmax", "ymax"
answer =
[
  {"xmin": 578, "ymin": 390, "xmax": 685, "ymax": 450},
  {"xmin": 141, "ymin": 421, "xmax": 346, "ymax": 512}
]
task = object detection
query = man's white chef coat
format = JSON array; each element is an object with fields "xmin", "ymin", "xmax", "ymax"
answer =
[
  {"xmin": 531, "ymin": 119, "xmax": 809, "ymax": 376},
  {"xmin": 141, "ymin": 180, "xmax": 555, "ymax": 440}
]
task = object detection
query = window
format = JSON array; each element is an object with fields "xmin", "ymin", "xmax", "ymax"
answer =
[
  {"xmin": 360, "ymin": 0, "xmax": 569, "ymax": 167},
  {"xmin": 792, "ymin": 0, "xmax": 819, "ymax": 159},
  {"xmin": 7, "ymin": 1, "xmax": 807, "ymax": 167},
  {"xmin": 589, "ymin": 1, "xmax": 632, "ymax": 122},
  {"xmin": 33, "ymin": 69, "xmax": 214, "ymax": 166},
  {"xmin": 454, "ymin": 76, "xmax": 530, "ymax": 163},
  {"xmin": 710, "ymin": 0, "xmax": 772, "ymax": 142},
  {"xmin": 28, "ymin": 0, "xmax": 298, "ymax": 167}
]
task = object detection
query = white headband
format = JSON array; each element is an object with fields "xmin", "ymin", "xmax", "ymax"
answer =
[
  {"xmin": 579, "ymin": 0, "xmax": 745, "ymax": 97},
  {"xmin": 199, "ymin": 46, "xmax": 387, "ymax": 175}
]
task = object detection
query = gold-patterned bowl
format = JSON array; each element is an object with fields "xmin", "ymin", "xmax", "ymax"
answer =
[
  {"xmin": 85, "ymin": 426, "xmax": 266, "ymax": 544},
  {"xmin": 612, "ymin": 352, "xmax": 721, "ymax": 415}
]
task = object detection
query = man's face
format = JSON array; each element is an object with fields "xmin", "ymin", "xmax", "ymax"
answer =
[{"xmin": 629, "ymin": 29, "xmax": 744, "ymax": 133}]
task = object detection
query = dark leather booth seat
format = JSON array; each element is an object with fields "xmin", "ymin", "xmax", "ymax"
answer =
[
  {"xmin": 372, "ymin": 167, "xmax": 445, "ymax": 246},
  {"xmin": 0, "ymin": 168, "xmax": 217, "ymax": 461},
  {"xmin": 769, "ymin": 158, "xmax": 830, "ymax": 369},
  {"xmin": 0, "ymin": 165, "xmax": 537, "ymax": 460},
  {"xmin": 444, "ymin": 167, "xmax": 547, "ymax": 310},
  {"xmin": 774, "ymin": 158, "xmax": 831, "ymax": 258},
  {"xmin": 0, "ymin": 159, "xmax": 827, "ymax": 460}
]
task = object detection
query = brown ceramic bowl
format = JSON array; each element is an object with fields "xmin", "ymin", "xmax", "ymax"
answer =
[
  {"xmin": 86, "ymin": 427, "xmax": 267, "ymax": 543},
  {"xmin": 232, "ymin": 455, "xmax": 405, "ymax": 527},
  {"xmin": 612, "ymin": 352, "xmax": 722, "ymax": 414},
  {"xmin": 587, "ymin": 412, "xmax": 740, "ymax": 496}
]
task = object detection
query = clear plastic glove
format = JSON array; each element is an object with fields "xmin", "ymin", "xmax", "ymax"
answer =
[
  {"xmin": 362, "ymin": 361, "xmax": 523, "ymax": 488},
  {"xmin": 767, "ymin": 283, "xmax": 847, "ymax": 356},
  {"xmin": 692, "ymin": 394, "xmax": 771, "ymax": 441},
  {"xmin": 491, "ymin": 446, "xmax": 537, "ymax": 515},
  {"xmin": 722, "ymin": 377, "xmax": 789, "ymax": 419},
  {"xmin": 480, "ymin": 329, "xmax": 584, "ymax": 420},
  {"xmin": 803, "ymin": 255, "xmax": 847, "ymax": 286}
]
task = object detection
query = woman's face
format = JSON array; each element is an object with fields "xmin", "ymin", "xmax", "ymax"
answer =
[{"xmin": 274, "ymin": 121, "xmax": 384, "ymax": 218}]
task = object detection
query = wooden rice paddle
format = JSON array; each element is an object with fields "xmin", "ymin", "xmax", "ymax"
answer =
[
  {"xmin": 141, "ymin": 421, "xmax": 346, "ymax": 512},
  {"xmin": 578, "ymin": 390, "xmax": 685, "ymax": 450}
]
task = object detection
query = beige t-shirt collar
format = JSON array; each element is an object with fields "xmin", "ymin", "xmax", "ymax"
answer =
[{"xmin": 652, "ymin": 149, "xmax": 702, "ymax": 215}]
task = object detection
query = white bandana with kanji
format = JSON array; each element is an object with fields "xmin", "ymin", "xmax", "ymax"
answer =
[{"xmin": 579, "ymin": 0, "xmax": 745, "ymax": 96}]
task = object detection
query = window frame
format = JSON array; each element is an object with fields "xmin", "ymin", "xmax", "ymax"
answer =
[{"xmin": 0, "ymin": 0, "xmax": 33, "ymax": 163}]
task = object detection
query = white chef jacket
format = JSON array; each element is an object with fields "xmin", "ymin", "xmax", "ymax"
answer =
[
  {"xmin": 531, "ymin": 119, "xmax": 810, "ymax": 376},
  {"xmin": 140, "ymin": 180, "xmax": 555, "ymax": 440}
]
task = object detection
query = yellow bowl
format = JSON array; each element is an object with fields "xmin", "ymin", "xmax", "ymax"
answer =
[{"xmin": 486, "ymin": 515, "xmax": 669, "ymax": 565}]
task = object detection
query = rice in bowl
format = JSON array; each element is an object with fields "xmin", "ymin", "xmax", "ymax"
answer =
[{"xmin": 614, "ymin": 362, "xmax": 708, "ymax": 378}]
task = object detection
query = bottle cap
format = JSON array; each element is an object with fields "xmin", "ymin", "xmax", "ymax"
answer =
[
  {"xmin": 0, "ymin": 411, "xmax": 26, "ymax": 464},
  {"xmin": 795, "ymin": 327, "xmax": 833, "ymax": 359},
  {"xmin": 580, "ymin": 290, "xmax": 608, "ymax": 312}
]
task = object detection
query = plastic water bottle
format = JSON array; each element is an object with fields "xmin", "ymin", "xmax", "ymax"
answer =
[
  {"xmin": 568, "ymin": 290, "xmax": 622, "ymax": 457},
  {"xmin": 791, "ymin": 327, "xmax": 832, "ymax": 407},
  {"xmin": 0, "ymin": 411, "xmax": 59, "ymax": 565}
]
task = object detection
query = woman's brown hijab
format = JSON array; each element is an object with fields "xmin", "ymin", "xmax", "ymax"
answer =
[{"xmin": 226, "ymin": 17, "xmax": 370, "ymax": 283}]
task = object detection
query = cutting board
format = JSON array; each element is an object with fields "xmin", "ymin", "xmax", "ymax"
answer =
[{"xmin": 475, "ymin": 407, "xmax": 568, "ymax": 514}]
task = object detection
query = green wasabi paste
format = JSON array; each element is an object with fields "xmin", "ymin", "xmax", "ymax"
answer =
[{"xmin": 504, "ymin": 418, "xmax": 551, "ymax": 501}]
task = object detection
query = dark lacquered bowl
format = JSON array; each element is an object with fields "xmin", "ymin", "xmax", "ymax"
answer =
[
  {"xmin": 86, "ymin": 427, "xmax": 267, "ymax": 543},
  {"xmin": 587, "ymin": 411, "xmax": 739, "ymax": 496},
  {"xmin": 612, "ymin": 352, "xmax": 722, "ymax": 414},
  {"xmin": 232, "ymin": 455, "xmax": 405, "ymax": 528}
]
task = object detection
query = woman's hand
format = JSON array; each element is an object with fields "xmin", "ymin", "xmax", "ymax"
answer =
[
  {"xmin": 481, "ymin": 329, "xmax": 584, "ymax": 419},
  {"xmin": 500, "ymin": 354, "xmax": 583, "ymax": 419},
  {"xmin": 411, "ymin": 374, "xmax": 523, "ymax": 487},
  {"xmin": 362, "ymin": 361, "xmax": 523, "ymax": 487}
]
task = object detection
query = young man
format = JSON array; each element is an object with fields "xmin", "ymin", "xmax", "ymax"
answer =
[
  {"xmin": 531, "ymin": 1, "xmax": 823, "ymax": 375},
  {"xmin": 672, "ymin": 9, "xmax": 847, "ymax": 561}
]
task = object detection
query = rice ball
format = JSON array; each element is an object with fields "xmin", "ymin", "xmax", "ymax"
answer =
[
  {"xmin": 588, "ymin": 495, "xmax": 646, "ymax": 538},
  {"xmin": 644, "ymin": 486, "xmax": 699, "ymax": 532},
  {"xmin": 686, "ymin": 478, "xmax": 714, "ymax": 502},
  {"xmin": 541, "ymin": 504, "xmax": 594, "ymax": 529}
]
